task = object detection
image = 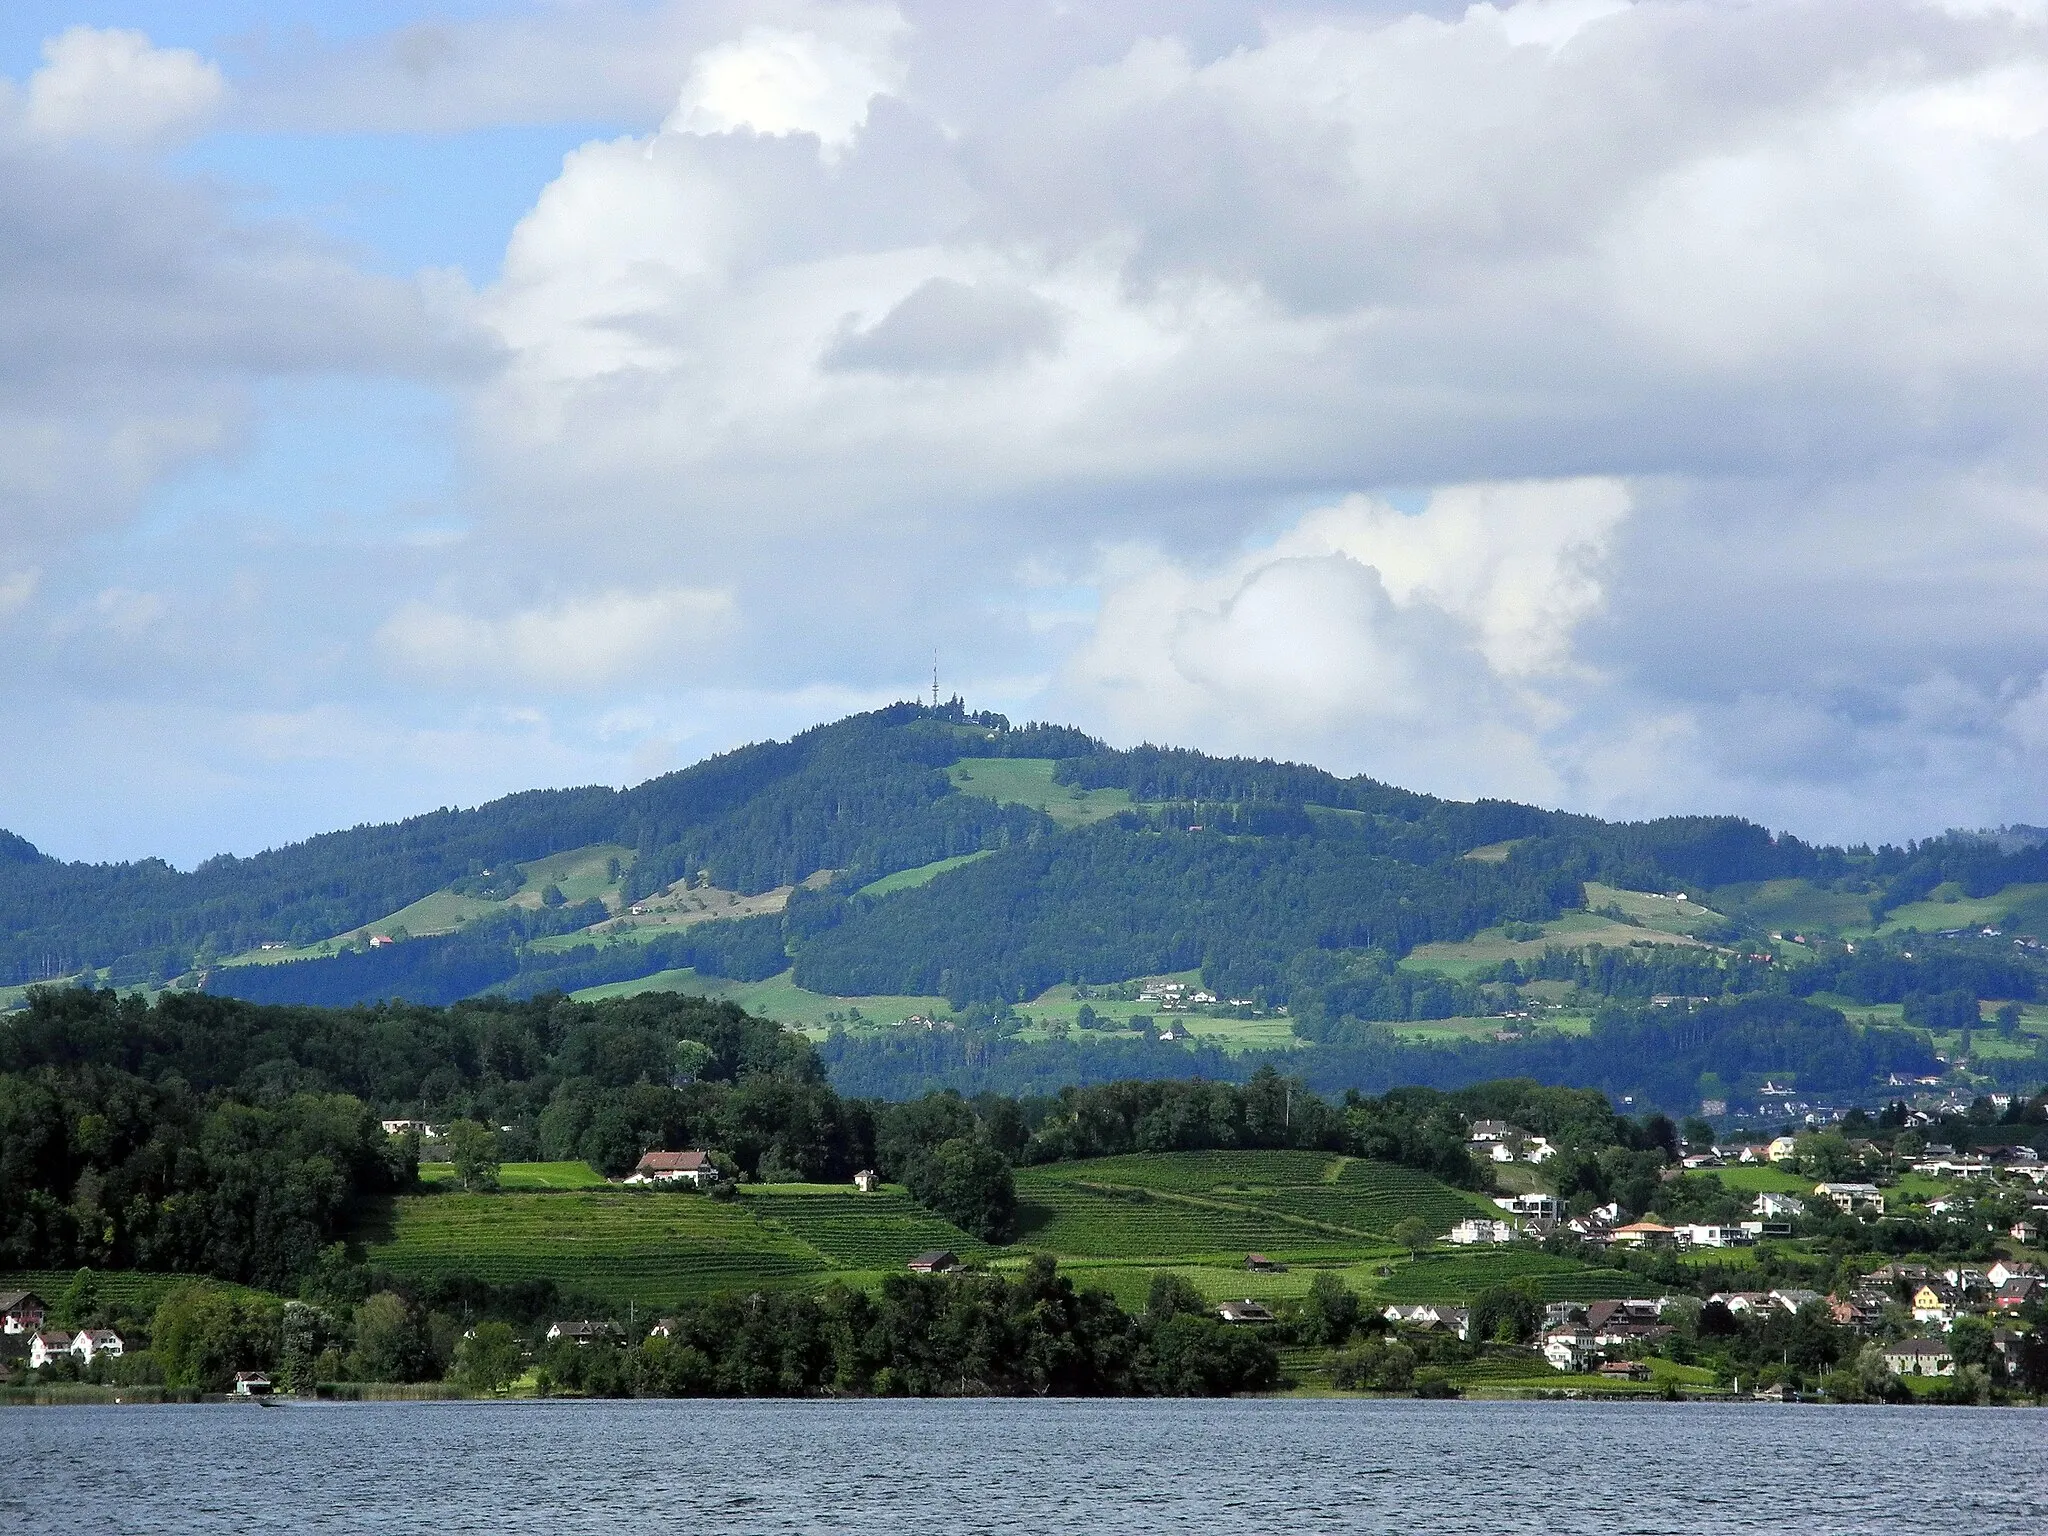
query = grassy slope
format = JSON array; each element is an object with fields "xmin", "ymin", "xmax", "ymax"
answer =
[
  {"xmin": 947, "ymin": 758, "xmax": 1132, "ymax": 827},
  {"xmin": 571, "ymin": 967, "xmax": 953, "ymax": 1027},
  {"xmin": 1402, "ymin": 909, "xmax": 1704, "ymax": 981},
  {"xmin": 857, "ymin": 851, "xmax": 996, "ymax": 898},
  {"xmin": 418, "ymin": 1161, "xmax": 607, "ymax": 1189}
]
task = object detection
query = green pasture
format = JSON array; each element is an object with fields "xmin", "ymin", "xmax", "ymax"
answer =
[
  {"xmin": 418, "ymin": 1161, "xmax": 607, "ymax": 1189},
  {"xmin": 857, "ymin": 851, "xmax": 995, "ymax": 898},
  {"xmin": 572, "ymin": 967, "xmax": 952, "ymax": 1028},
  {"xmin": 1878, "ymin": 881, "xmax": 2048, "ymax": 937},
  {"xmin": 948, "ymin": 758, "xmax": 1132, "ymax": 827},
  {"xmin": 0, "ymin": 1270, "xmax": 276, "ymax": 1315},
  {"xmin": 1713, "ymin": 878, "xmax": 1876, "ymax": 937},
  {"xmin": 1708, "ymin": 1165, "xmax": 1813, "ymax": 1195},
  {"xmin": 1582, "ymin": 882, "xmax": 1728, "ymax": 938},
  {"xmin": 1401, "ymin": 909, "xmax": 1704, "ymax": 980}
]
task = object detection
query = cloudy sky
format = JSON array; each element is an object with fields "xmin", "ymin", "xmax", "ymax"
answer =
[{"xmin": 4, "ymin": 0, "xmax": 2048, "ymax": 865}]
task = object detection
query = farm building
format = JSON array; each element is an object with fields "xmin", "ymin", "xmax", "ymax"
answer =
[
  {"xmin": 907, "ymin": 1251, "xmax": 959, "ymax": 1274},
  {"xmin": 1217, "ymin": 1300, "xmax": 1276, "ymax": 1324},
  {"xmin": 627, "ymin": 1150, "xmax": 719, "ymax": 1187}
]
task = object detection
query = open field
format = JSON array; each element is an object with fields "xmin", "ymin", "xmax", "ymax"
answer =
[
  {"xmin": 857, "ymin": 851, "xmax": 995, "ymax": 898},
  {"xmin": 1402, "ymin": 909, "xmax": 1706, "ymax": 980},
  {"xmin": 1707, "ymin": 1165, "xmax": 1814, "ymax": 1195},
  {"xmin": 418, "ymin": 1161, "xmax": 607, "ymax": 1189},
  {"xmin": 948, "ymin": 758, "xmax": 1133, "ymax": 827},
  {"xmin": 1878, "ymin": 881, "xmax": 2048, "ymax": 937},
  {"xmin": 1713, "ymin": 878, "xmax": 1877, "ymax": 936},
  {"xmin": 1582, "ymin": 883, "xmax": 1729, "ymax": 938},
  {"xmin": 571, "ymin": 967, "xmax": 953, "ymax": 1027},
  {"xmin": 0, "ymin": 1270, "xmax": 276, "ymax": 1312}
]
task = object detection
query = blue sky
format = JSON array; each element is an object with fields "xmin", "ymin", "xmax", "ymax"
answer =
[{"xmin": 5, "ymin": 0, "xmax": 2048, "ymax": 866}]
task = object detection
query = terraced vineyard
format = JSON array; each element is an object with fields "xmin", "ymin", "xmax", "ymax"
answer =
[
  {"xmin": 356, "ymin": 1191, "xmax": 829, "ymax": 1309},
  {"xmin": 740, "ymin": 1186, "xmax": 988, "ymax": 1270},
  {"xmin": 1375, "ymin": 1250, "xmax": 1637, "ymax": 1302},
  {"xmin": 1021, "ymin": 1150, "xmax": 1491, "ymax": 1239},
  {"xmin": 0, "ymin": 1270, "xmax": 275, "ymax": 1312},
  {"xmin": 1011, "ymin": 1175, "xmax": 1343, "ymax": 1259}
]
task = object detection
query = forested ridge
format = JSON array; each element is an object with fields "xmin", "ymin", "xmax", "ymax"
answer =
[{"xmin": 5, "ymin": 701, "xmax": 2046, "ymax": 1119}]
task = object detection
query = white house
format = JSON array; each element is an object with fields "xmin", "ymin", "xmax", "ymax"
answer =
[
  {"xmin": 1882, "ymin": 1340, "xmax": 1954, "ymax": 1378},
  {"xmin": 1676, "ymin": 1224, "xmax": 1753, "ymax": 1249},
  {"xmin": 1494, "ymin": 1193, "xmax": 1562, "ymax": 1222},
  {"xmin": 853, "ymin": 1169, "xmax": 881, "ymax": 1193},
  {"xmin": 1752, "ymin": 1191, "xmax": 1805, "ymax": 1218},
  {"xmin": 28, "ymin": 1331, "xmax": 72, "ymax": 1370},
  {"xmin": 70, "ymin": 1329, "xmax": 123, "ymax": 1365},
  {"xmin": 1814, "ymin": 1182, "xmax": 1884, "ymax": 1213},
  {"xmin": 1447, "ymin": 1218, "xmax": 1521, "ymax": 1245},
  {"xmin": 1466, "ymin": 1119, "xmax": 1515, "ymax": 1143},
  {"xmin": 626, "ymin": 1150, "xmax": 719, "ymax": 1187},
  {"xmin": 1382, "ymin": 1304, "xmax": 1471, "ymax": 1340},
  {"xmin": 233, "ymin": 1371, "xmax": 273, "ymax": 1396},
  {"xmin": 1542, "ymin": 1327, "xmax": 1597, "ymax": 1371}
]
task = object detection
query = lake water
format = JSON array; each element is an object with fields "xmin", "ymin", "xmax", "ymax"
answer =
[{"xmin": 5, "ymin": 1398, "xmax": 2043, "ymax": 1534}]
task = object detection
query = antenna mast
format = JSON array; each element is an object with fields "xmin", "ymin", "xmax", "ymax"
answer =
[{"xmin": 933, "ymin": 650, "xmax": 940, "ymax": 709}]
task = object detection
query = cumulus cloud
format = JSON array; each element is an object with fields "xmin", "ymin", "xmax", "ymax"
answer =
[
  {"xmin": 822, "ymin": 277, "xmax": 1062, "ymax": 373},
  {"xmin": 22, "ymin": 26, "xmax": 225, "ymax": 147},
  {"xmin": 377, "ymin": 586, "xmax": 735, "ymax": 689},
  {"xmin": 665, "ymin": 11, "xmax": 908, "ymax": 156}
]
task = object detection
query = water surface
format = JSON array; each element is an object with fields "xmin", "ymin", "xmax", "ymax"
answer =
[{"xmin": 6, "ymin": 1398, "xmax": 2042, "ymax": 1534}]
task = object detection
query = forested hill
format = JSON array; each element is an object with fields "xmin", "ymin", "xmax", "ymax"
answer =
[
  {"xmin": 4, "ymin": 698, "xmax": 1829, "ymax": 992},
  {"xmin": 3, "ymin": 698, "xmax": 2046, "ymax": 1109}
]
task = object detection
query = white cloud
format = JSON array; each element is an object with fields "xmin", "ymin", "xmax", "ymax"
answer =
[
  {"xmin": 665, "ymin": 11, "xmax": 908, "ymax": 157},
  {"xmin": 377, "ymin": 586, "xmax": 735, "ymax": 689},
  {"xmin": 22, "ymin": 26, "xmax": 225, "ymax": 147}
]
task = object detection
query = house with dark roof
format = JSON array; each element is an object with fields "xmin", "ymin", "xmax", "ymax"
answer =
[
  {"xmin": 28, "ymin": 1331, "xmax": 73, "ymax": 1370},
  {"xmin": 907, "ymin": 1251, "xmax": 958, "ymax": 1274},
  {"xmin": 1882, "ymin": 1339, "xmax": 1954, "ymax": 1378},
  {"xmin": 1217, "ymin": 1299, "xmax": 1276, "ymax": 1324},
  {"xmin": 0, "ymin": 1291, "xmax": 46, "ymax": 1335}
]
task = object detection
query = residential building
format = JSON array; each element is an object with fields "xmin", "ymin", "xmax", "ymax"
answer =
[
  {"xmin": 546, "ymin": 1320, "xmax": 623, "ymax": 1346},
  {"xmin": 1770, "ymin": 1289, "xmax": 1824, "ymax": 1315},
  {"xmin": 1217, "ymin": 1299, "xmax": 1276, "ymax": 1324},
  {"xmin": 1245, "ymin": 1253, "xmax": 1286, "ymax": 1273},
  {"xmin": 70, "ymin": 1329, "xmax": 123, "ymax": 1365},
  {"xmin": 1881, "ymin": 1340, "xmax": 1954, "ymax": 1378},
  {"xmin": 1543, "ymin": 1327, "xmax": 1598, "ymax": 1371},
  {"xmin": 1752, "ymin": 1192, "xmax": 1805, "ymax": 1218},
  {"xmin": 1467, "ymin": 1119, "xmax": 1514, "ymax": 1143},
  {"xmin": 1813, "ymin": 1182, "xmax": 1884, "ymax": 1213},
  {"xmin": 1608, "ymin": 1221, "xmax": 1677, "ymax": 1249},
  {"xmin": 852, "ymin": 1169, "xmax": 881, "ymax": 1193},
  {"xmin": 1447, "ymin": 1218, "xmax": 1520, "ymax": 1245},
  {"xmin": 907, "ymin": 1250, "xmax": 959, "ymax": 1274},
  {"xmin": 0, "ymin": 1291, "xmax": 46, "ymax": 1335},
  {"xmin": 1494, "ymin": 1193, "xmax": 1562, "ymax": 1222},
  {"xmin": 1988, "ymin": 1259, "xmax": 2044, "ymax": 1288},
  {"xmin": 1676, "ymin": 1224, "xmax": 1753, "ymax": 1249},
  {"xmin": 1383, "ymin": 1304, "xmax": 1471, "ymax": 1340},
  {"xmin": 1993, "ymin": 1277, "xmax": 2041, "ymax": 1313},
  {"xmin": 1598, "ymin": 1361, "xmax": 1652, "ymax": 1382},
  {"xmin": 626, "ymin": 1150, "xmax": 719, "ymax": 1188},
  {"xmin": 1910, "ymin": 1284, "xmax": 1959, "ymax": 1328},
  {"xmin": 233, "ymin": 1371, "xmax": 273, "ymax": 1396},
  {"xmin": 28, "ymin": 1331, "xmax": 72, "ymax": 1369},
  {"xmin": 1767, "ymin": 1136, "xmax": 1800, "ymax": 1164}
]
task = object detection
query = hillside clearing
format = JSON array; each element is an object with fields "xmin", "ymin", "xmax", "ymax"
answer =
[{"xmin": 948, "ymin": 758, "xmax": 1132, "ymax": 827}]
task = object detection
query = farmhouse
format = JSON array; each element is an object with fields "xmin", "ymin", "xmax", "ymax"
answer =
[
  {"xmin": 70, "ymin": 1329, "xmax": 123, "ymax": 1365},
  {"xmin": 627, "ymin": 1150, "xmax": 719, "ymax": 1188},
  {"xmin": 853, "ymin": 1169, "xmax": 882, "ymax": 1192},
  {"xmin": 28, "ymin": 1331, "xmax": 72, "ymax": 1369},
  {"xmin": 1217, "ymin": 1299, "xmax": 1276, "ymax": 1324},
  {"xmin": 1245, "ymin": 1253, "xmax": 1287, "ymax": 1273},
  {"xmin": 547, "ymin": 1320, "xmax": 624, "ymax": 1345},
  {"xmin": 0, "ymin": 1291, "xmax": 46, "ymax": 1334},
  {"xmin": 907, "ymin": 1251, "xmax": 958, "ymax": 1274},
  {"xmin": 1882, "ymin": 1340, "xmax": 1954, "ymax": 1377},
  {"xmin": 1383, "ymin": 1304, "xmax": 1470, "ymax": 1339},
  {"xmin": 1598, "ymin": 1360, "xmax": 1652, "ymax": 1382}
]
